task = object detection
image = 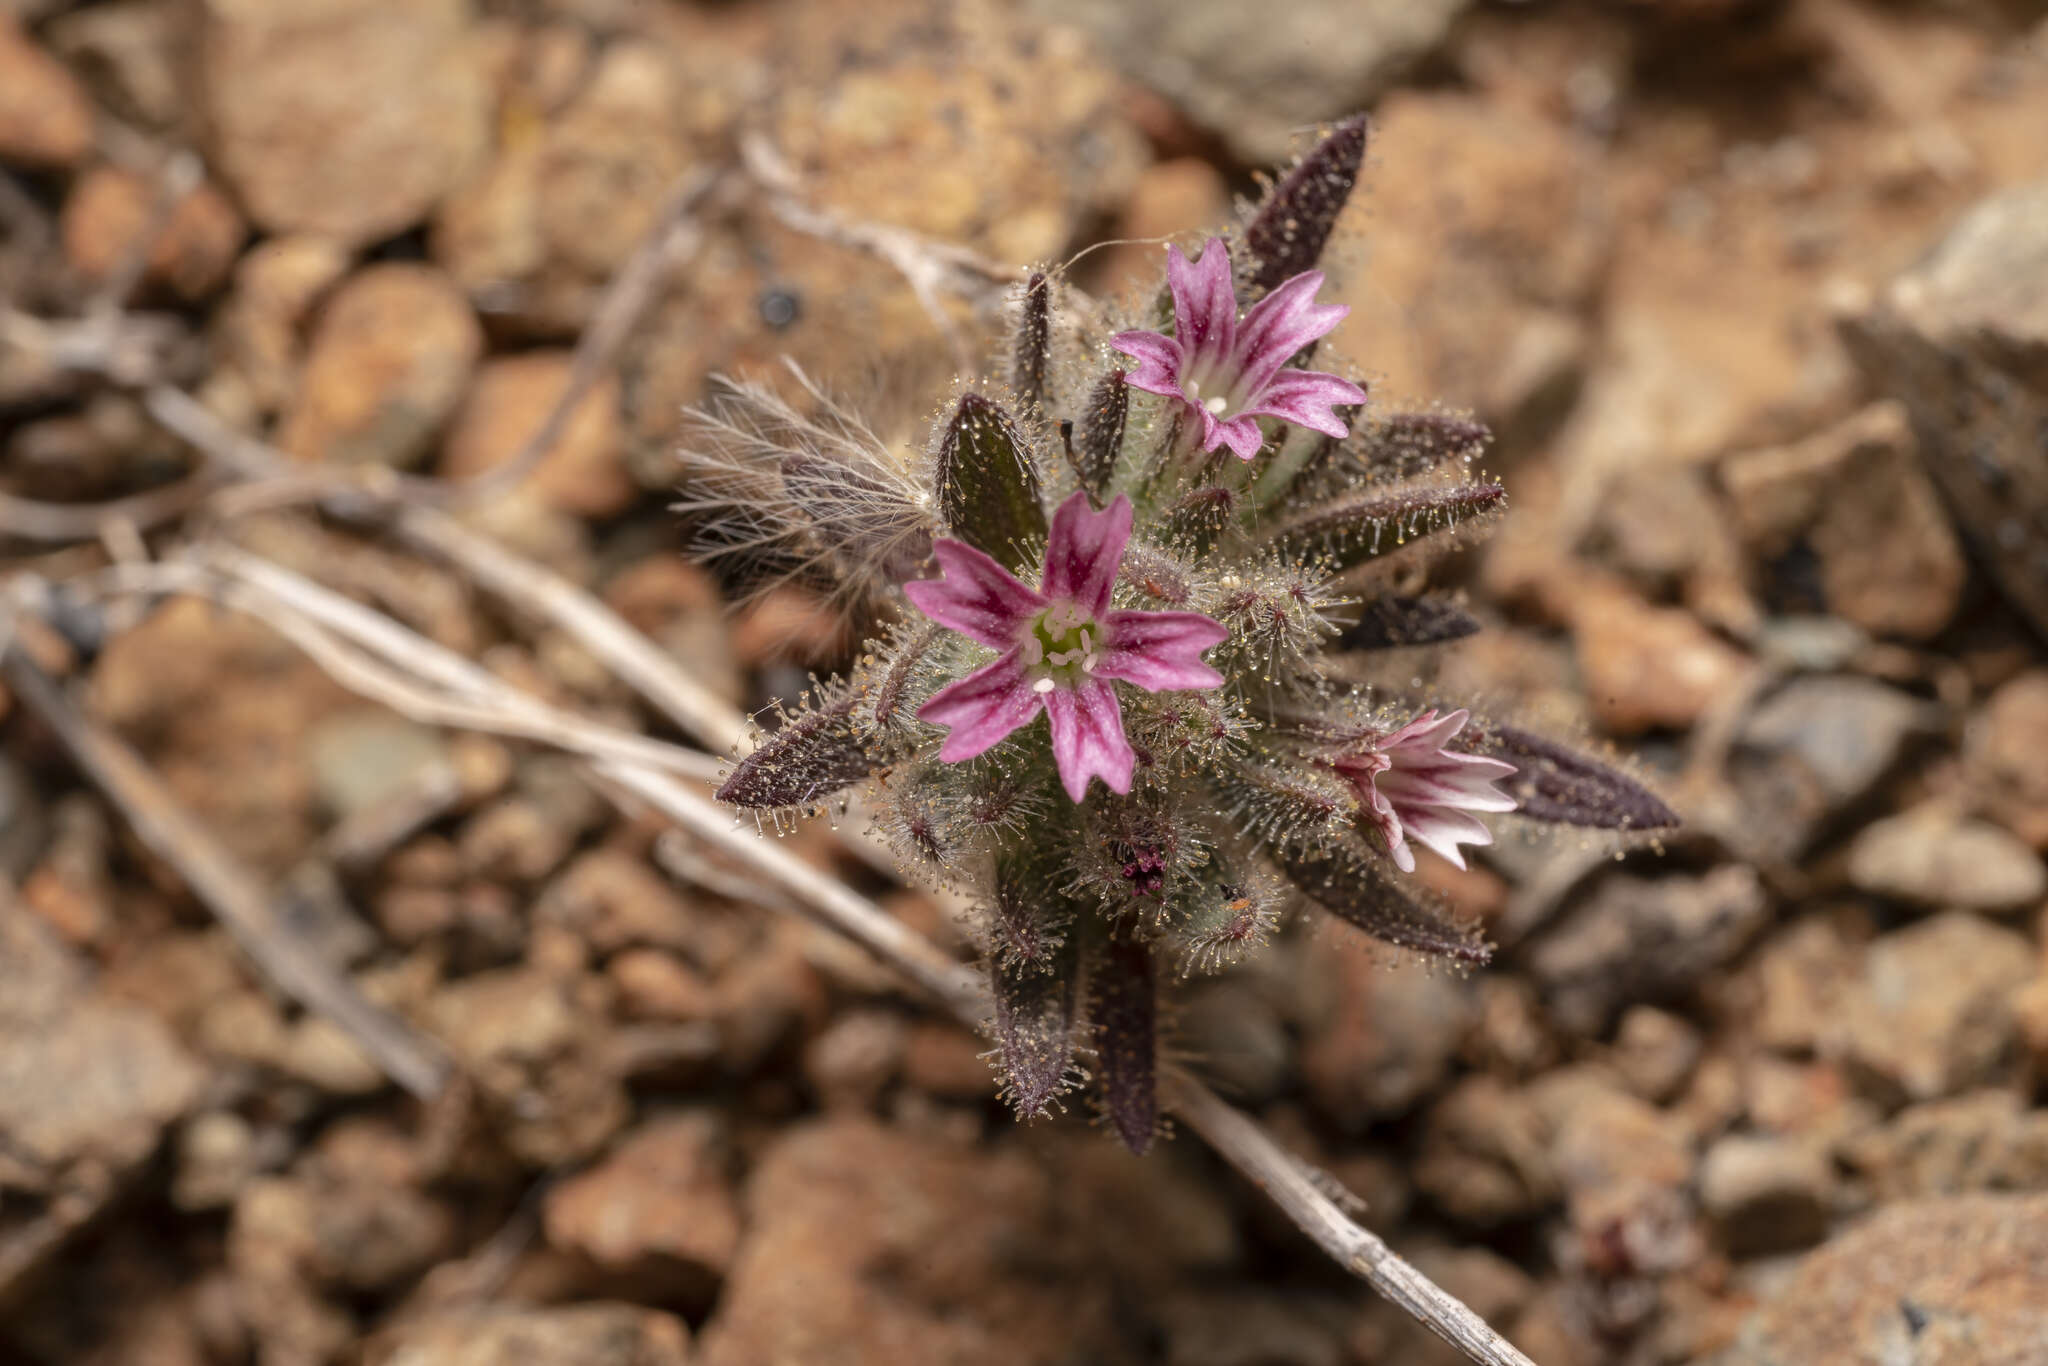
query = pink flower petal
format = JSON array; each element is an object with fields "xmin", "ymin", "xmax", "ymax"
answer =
[
  {"xmin": 1044, "ymin": 678, "xmax": 1135, "ymax": 801},
  {"xmin": 1040, "ymin": 491, "xmax": 1130, "ymax": 616},
  {"xmin": 903, "ymin": 539, "xmax": 1047, "ymax": 649},
  {"xmin": 1208, "ymin": 414, "xmax": 1267, "ymax": 460},
  {"xmin": 1167, "ymin": 238, "xmax": 1238, "ymax": 371},
  {"xmin": 1399, "ymin": 804, "xmax": 1498, "ymax": 870},
  {"xmin": 1233, "ymin": 270, "xmax": 1351, "ymax": 394},
  {"xmin": 1097, "ymin": 610, "xmax": 1229, "ymax": 691},
  {"xmin": 1108, "ymin": 329, "xmax": 1185, "ymax": 397},
  {"xmin": 917, "ymin": 649, "xmax": 1045, "ymax": 762},
  {"xmin": 1237, "ymin": 368, "xmax": 1367, "ymax": 440}
]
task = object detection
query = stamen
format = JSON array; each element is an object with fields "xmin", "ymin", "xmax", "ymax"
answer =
[
  {"xmin": 1204, "ymin": 395, "xmax": 1228, "ymax": 415},
  {"xmin": 1032, "ymin": 677, "xmax": 1057, "ymax": 694}
]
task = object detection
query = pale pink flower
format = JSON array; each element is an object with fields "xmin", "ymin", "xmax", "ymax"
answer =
[
  {"xmin": 906, "ymin": 492, "xmax": 1228, "ymax": 802},
  {"xmin": 1330, "ymin": 708, "xmax": 1517, "ymax": 873},
  {"xmin": 1110, "ymin": 236, "xmax": 1368, "ymax": 460}
]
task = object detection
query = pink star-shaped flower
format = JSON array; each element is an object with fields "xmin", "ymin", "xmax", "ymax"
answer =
[
  {"xmin": 905, "ymin": 492, "xmax": 1229, "ymax": 802},
  {"xmin": 1329, "ymin": 708, "xmax": 1518, "ymax": 873},
  {"xmin": 1110, "ymin": 237, "xmax": 1368, "ymax": 460}
]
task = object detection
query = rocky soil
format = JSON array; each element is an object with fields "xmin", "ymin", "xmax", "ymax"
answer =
[{"xmin": 4, "ymin": 1, "xmax": 2048, "ymax": 1364}]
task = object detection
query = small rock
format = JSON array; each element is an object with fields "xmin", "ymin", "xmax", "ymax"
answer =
[
  {"xmin": 1299, "ymin": 946, "xmax": 1476, "ymax": 1130},
  {"xmin": 536, "ymin": 847, "xmax": 702, "ymax": 957},
  {"xmin": 1037, "ymin": 0, "xmax": 1471, "ymax": 164},
  {"xmin": 429, "ymin": 966, "xmax": 629, "ymax": 1165},
  {"xmin": 362, "ymin": 1303, "xmax": 690, "ymax": 1366},
  {"xmin": 1843, "ymin": 1089, "xmax": 2048, "ymax": 1201},
  {"xmin": 1968, "ymin": 670, "xmax": 2048, "ymax": 849},
  {"xmin": 1570, "ymin": 580, "xmax": 1754, "ymax": 735},
  {"xmin": 212, "ymin": 234, "xmax": 354, "ymax": 417},
  {"xmin": 440, "ymin": 351, "xmax": 634, "ymax": 518},
  {"xmin": 60, "ymin": 165, "xmax": 247, "ymax": 302},
  {"xmin": 197, "ymin": 0, "xmax": 489, "ymax": 243},
  {"xmin": 1336, "ymin": 90, "xmax": 1606, "ymax": 441},
  {"xmin": 1845, "ymin": 805, "xmax": 2046, "ymax": 911},
  {"xmin": 1529, "ymin": 865, "xmax": 1769, "ymax": 1036},
  {"xmin": 802, "ymin": 1009, "xmax": 908, "ymax": 1110},
  {"xmin": 0, "ymin": 913, "xmax": 205, "ymax": 1295},
  {"xmin": 279, "ymin": 263, "xmax": 483, "ymax": 468},
  {"xmin": 696, "ymin": 1115, "xmax": 1095, "ymax": 1366},
  {"xmin": 45, "ymin": 1, "xmax": 182, "ymax": 129},
  {"xmin": 542, "ymin": 1111, "xmax": 739, "ymax": 1300},
  {"xmin": 1726, "ymin": 1195, "xmax": 2048, "ymax": 1365},
  {"xmin": 1161, "ymin": 1289, "xmax": 1350, "ymax": 1366},
  {"xmin": 0, "ymin": 16, "xmax": 95, "ymax": 168},
  {"xmin": 610, "ymin": 949, "xmax": 715, "ymax": 1023},
  {"xmin": 1536, "ymin": 1071, "xmax": 1698, "ymax": 1269},
  {"xmin": 1830, "ymin": 911, "xmax": 2033, "ymax": 1104},
  {"xmin": 1843, "ymin": 177, "xmax": 2048, "ymax": 640},
  {"xmin": 1413, "ymin": 1076, "xmax": 1558, "ymax": 1225},
  {"xmin": 1720, "ymin": 402, "xmax": 1966, "ymax": 640},
  {"xmin": 305, "ymin": 708, "xmax": 451, "ymax": 820},
  {"xmin": 1728, "ymin": 676, "xmax": 1932, "ymax": 863},
  {"xmin": 1611, "ymin": 1005, "xmax": 1703, "ymax": 1103},
  {"xmin": 1699, "ymin": 1134, "xmax": 1833, "ymax": 1257}
]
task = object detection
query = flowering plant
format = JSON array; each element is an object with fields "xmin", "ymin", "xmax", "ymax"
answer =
[{"xmin": 686, "ymin": 117, "xmax": 1675, "ymax": 1151}]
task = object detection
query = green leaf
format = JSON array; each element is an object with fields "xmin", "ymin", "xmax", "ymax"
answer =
[
  {"xmin": 937, "ymin": 393, "xmax": 1046, "ymax": 573},
  {"xmin": 1267, "ymin": 480, "xmax": 1505, "ymax": 572}
]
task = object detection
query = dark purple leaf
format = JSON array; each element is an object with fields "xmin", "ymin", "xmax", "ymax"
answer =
[
  {"xmin": 1013, "ymin": 271, "xmax": 1051, "ymax": 412},
  {"xmin": 1246, "ymin": 114, "xmax": 1370, "ymax": 294},
  {"xmin": 1090, "ymin": 937, "xmax": 1160, "ymax": 1154},
  {"xmin": 1273, "ymin": 840, "xmax": 1491, "ymax": 964},
  {"xmin": 717, "ymin": 694, "xmax": 874, "ymax": 810},
  {"xmin": 1269, "ymin": 481, "xmax": 1506, "ymax": 571},
  {"xmin": 1075, "ymin": 369, "xmax": 1128, "ymax": 497},
  {"xmin": 1474, "ymin": 724, "xmax": 1681, "ymax": 831}
]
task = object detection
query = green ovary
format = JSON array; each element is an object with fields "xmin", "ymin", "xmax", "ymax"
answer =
[{"xmin": 1019, "ymin": 601, "xmax": 1103, "ymax": 692}]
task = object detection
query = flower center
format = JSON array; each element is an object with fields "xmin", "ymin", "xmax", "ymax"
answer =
[{"xmin": 1018, "ymin": 600, "xmax": 1102, "ymax": 692}]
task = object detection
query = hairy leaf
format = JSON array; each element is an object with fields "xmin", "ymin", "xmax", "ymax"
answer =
[
  {"xmin": 1245, "ymin": 114, "xmax": 1370, "ymax": 294},
  {"xmin": 938, "ymin": 393, "xmax": 1047, "ymax": 573},
  {"xmin": 1338, "ymin": 595, "xmax": 1483, "ymax": 651},
  {"xmin": 1175, "ymin": 865, "xmax": 1284, "ymax": 976},
  {"xmin": 1268, "ymin": 481, "xmax": 1506, "ymax": 572},
  {"xmin": 1090, "ymin": 936, "xmax": 1160, "ymax": 1155},
  {"xmin": 992, "ymin": 930, "xmax": 1080, "ymax": 1119},
  {"xmin": 1075, "ymin": 369, "xmax": 1129, "ymax": 497},
  {"xmin": 1013, "ymin": 271, "xmax": 1051, "ymax": 413},
  {"xmin": 1355, "ymin": 409, "xmax": 1491, "ymax": 480},
  {"xmin": 717, "ymin": 695, "xmax": 875, "ymax": 810},
  {"xmin": 1274, "ymin": 840, "xmax": 1491, "ymax": 964},
  {"xmin": 1474, "ymin": 724, "xmax": 1681, "ymax": 831}
]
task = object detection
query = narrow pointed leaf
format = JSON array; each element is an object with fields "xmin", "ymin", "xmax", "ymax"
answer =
[
  {"xmin": 1075, "ymin": 369, "xmax": 1129, "ymax": 497},
  {"xmin": 1337, "ymin": 595, "xmax": 1483, "ymax": 651},
  {"xmin": 992, "ymin": 937, "xmax": 1079, "ymax": 1120},
  {"xmin": 1090, "ymin": 936, "xmax": 1160, "ymax": 1154},
  {"xmin": 1013, "ymin": 271, "xmax": 1051, "ymax": 412},
  {"xmin": 1246, "ymin": 114, "xmax": 1370, "ymax": 294},
  {"xmin": 937, "ymin": 393, "xmax": 1046, "ymax": 573},
  {"xmin": 1273, "ymin": 840, "xmax": 1491, "ymax": 964},
  {"xmin": 1355, "ymin": 409, "xmax": 1491, "ymax": 480},
  {"xmin": 1268, "ymin": 481, "xmax": 1506, "ymax": 572},
  {"xmin": 1471, "ymin": 724, "xmax": 1681, "ymax": 831},
  {"xmin": 717, "ymin": 695, "xmax": 874, "ymax": 809}
]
